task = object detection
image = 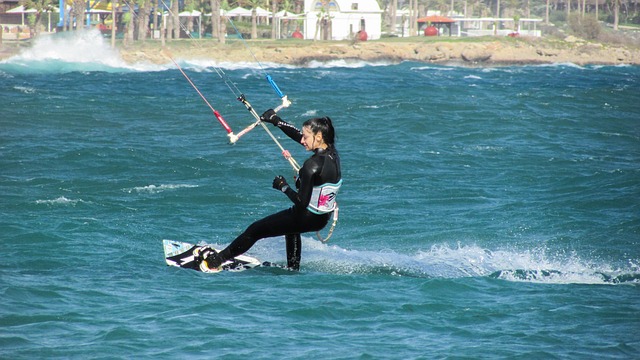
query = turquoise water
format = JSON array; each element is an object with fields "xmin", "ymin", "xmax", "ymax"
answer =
[{"xmin": 1, "ymin": 31, "xmax": 639, "ymax": 359}]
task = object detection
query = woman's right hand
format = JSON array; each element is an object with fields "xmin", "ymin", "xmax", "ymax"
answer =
[{"xmin": 260, "ymin": 109, "xmax": 281, "ymax": 126}]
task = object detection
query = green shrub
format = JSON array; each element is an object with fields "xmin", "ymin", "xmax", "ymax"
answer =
[
  {"xmin": 550, "ymin": 10, "xmax": 567, "ymax": 23},
  {"xmin": 568, "ymin": 13, "xmax": 601, "ymax": 40}
]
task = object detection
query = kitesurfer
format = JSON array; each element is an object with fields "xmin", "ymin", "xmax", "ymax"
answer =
[{"xmin": 199, "ymin": 109, "xmax": 342, "ymax": 271}]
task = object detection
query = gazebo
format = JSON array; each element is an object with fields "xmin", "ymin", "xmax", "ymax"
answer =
[
  {"xmin": 224, "ymin": 7, "xmax": 252, "ymax": 18},
  {"xmin": 179, "ymin": 10, "xmax": 202, "ymax": 38},
  {"xmin": 273, "ymin": 10, "xmax": 305, "ymax": 39},
  {"xmin": 417, "ymin": 15, "xmax": 455, "ymax": 36},
  {"xmin": 6, "ymin": 5, "xmax": 59, "ymax": 32}
]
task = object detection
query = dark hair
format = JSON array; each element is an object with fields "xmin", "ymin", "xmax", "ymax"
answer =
[{"xmin": 303, "ymin": 116, "xmax": 336, "ymax": 147}]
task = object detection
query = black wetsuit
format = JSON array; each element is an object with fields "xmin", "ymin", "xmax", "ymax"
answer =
[{"xmin": 215, "ymin": 120, "xmax": 341, "ymax": 270}]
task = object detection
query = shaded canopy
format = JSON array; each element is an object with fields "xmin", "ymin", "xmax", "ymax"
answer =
[
  {"xmin": 179, "ymin": 10, "xmax": 202, "ymax": 16},
  {"xmin": 224, "ymin": 6, "xmax": 272, "ymax": 17},
  {"xmin": 417, "ymin": 15, "xmax": 455, "ymax": 23},
  {"xmin": 225, "ymin": 7, "xmax": 251, "ymax": 17},
  {"xmin": 7, "ymin": 5, "xmax": 59, "ymax": 13},
  {"xmin": 275, "ymin": 10, "xmax": 304, "ymax": 19},
  {"xmin": 253, "ymin": 7, "xmax": 272, "ymax": 16}
]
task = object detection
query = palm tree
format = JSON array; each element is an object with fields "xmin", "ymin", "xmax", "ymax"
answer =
[
  {"xmin": 408, "ymin": 0, "xmax": 417, "ymax": 36},
  {"xmin": 71, "ymin": 0, "xmax": 86, "ymax": 30},
  {"xmin": 271, "ymin": 0, "xmax": 278, "ymax": 39},
  {"xmin": 545, "ymin": 0, "xmax": 550, "ymax": 24},
  {"xmin": 243, "ymin": 0, "xmax": 264, "ymax": 39},
  {"xmin": 107, "ymin": 0, "xmax": 117, "ymax": 48},
  {"xmin": 170, "ymin": 0, "xmax": 180, "ymax": 39},
  {"xmin": 211, "ymin": 0, "xmax": 221, "ymax": 40},
  {"xmin": 20, "ymin": 0, "xmax": 55, "ymax": 36},
  {"xmin": 135, "ymin": 0, "xmax": 148, "ymax": 40},
  {"xmin": 125, "ymin": 8, "xmax": 134, "ymax": 44},
  {"xmin": 166, "ymin": 0, "xmax": 175, "ymax": 39},
  {"xmin": 183, "ymin": 0, "xmax": 197, "ymax": 37},
  {"xmin": 389, "ymin": 0, "xmax": 397, "ymax": 34},
  {"xmin": 612, "ymin": 0, "xmax": 620, "ymax": 30},
  {"xmin": 278, "ymin": 0, "xmax": 295, "ymax": 37}
]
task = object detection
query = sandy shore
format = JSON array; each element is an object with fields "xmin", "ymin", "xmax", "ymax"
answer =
[{"xmin": 2, "ymin": 34, "xmax": 639, "ymax": 66}]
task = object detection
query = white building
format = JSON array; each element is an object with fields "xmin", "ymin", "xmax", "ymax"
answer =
[{"xmin": 302, "ymin": 0, "xmax": 382, "ymax": 40}]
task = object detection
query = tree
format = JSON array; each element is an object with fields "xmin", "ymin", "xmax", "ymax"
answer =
[
  {"xmin": 211, "ymin": 0, "xmax": 221, "ymax": 40},
  {"xmin": 160, "ymin": 1, "xmax": 166, "ymax": 46},
  {"xmin": 278, "ymin": 0, "xmax": 294, "ymax": 37},
  {"xmin": 71, "ymin": 0, "xmax": 86, "ymax": 30},
  {"xmin": 137, "ymin": 0, "xmax": 150, "ymax": 40},
  {"xmin": 166, "ymin": 1, "xmax": 175, "ymax": 39},
  {"xmin": 408, "ymin": 0, "xmax": 417, "ymax": 36},
  {"xmin": 122, "ymin": 11, "xmax": 133, "ymax": 44},
  {"xmin": 170, "ymin": 0, "xmax": 180, "ymax": 39},
  {"xmin": 151, "ymin": 0, "xmax": 159, "ymax": 37},
  {"xmin": 546, "ymin": 0, "xmax": 550, "ymax": 24},
  {"xmin": 20, "ymin": 0, "xmax": 55, "ymax": 36},
  {"xmin": 243, "ymin": 0, "xmax": 264, "ymax": 39},
  {"xmin": 612, "ymin": 0, "xmax": 620, "ymax": 30},
  {"xmin": 183, "ymin": 0, "xmax": 197, "ymax": 37},
  {"xmin": 111, "ymin": 0, "xmax": 117, "ymax": 48},
  {"xmin": 389, "ymin": 0, "xmax": 397, "ymax": 34},
  {"xmin": 271, "ymin": 0, "xmax": 278, "ymax": 39},
  {"xmin": 251, "ymin": 7, "xmax": 258, "ymax": 38}
]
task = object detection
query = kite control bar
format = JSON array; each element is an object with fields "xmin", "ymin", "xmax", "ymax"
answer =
[
  {"xmin": 228, "ymin": 75, "xmax": 291, "ymax": 144},
  {"xmin": 231, "ymin": 97, "xmax": 290, "ymax": 144},
  {"xmin": 233, "ymin": 95, "xmax": 300, "ymax": 172}
]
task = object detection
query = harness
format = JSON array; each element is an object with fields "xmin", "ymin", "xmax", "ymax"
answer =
[{"xmin": 307, "ymin": 180, "xmax": 343, "ymax": 215}]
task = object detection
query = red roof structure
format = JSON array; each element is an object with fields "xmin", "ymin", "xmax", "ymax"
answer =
[
  {"xmin": 416, "ymin": 15, "xmax": 456, "ymax": 36},
  {"xmin": 417, "ymin": 15, "xmax": 455, "ymax": 23}
]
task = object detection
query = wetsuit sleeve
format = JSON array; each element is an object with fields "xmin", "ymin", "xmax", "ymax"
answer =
[
  {"xmin": 274, "ymin": 119, "xmax": 303, "ymax": 144},
  {"xmin": 282, "ymin": 156, "xmax": 320, "ymax": 209}
]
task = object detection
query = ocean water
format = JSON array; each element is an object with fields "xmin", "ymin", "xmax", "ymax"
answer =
[{"xmin": 1, "ymin": 31, "xmax": 639, "ymax": 359}]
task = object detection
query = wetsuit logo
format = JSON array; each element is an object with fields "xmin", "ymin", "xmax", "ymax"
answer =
[
  {"xmin": 318, "ymin": 192, "xmax": 336, "ymax": 207},
  {"xmin": 308, "ymin": 180, "xmax": 342, "ymax": 214}
]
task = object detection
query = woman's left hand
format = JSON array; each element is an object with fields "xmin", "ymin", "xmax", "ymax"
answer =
[{"xmin": 272, "ymin": 175, "xmax": 289, "ymax": 192}]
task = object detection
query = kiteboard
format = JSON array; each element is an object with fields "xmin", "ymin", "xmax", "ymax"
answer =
[{"xmin": 163, "ymin": 239, "xmax": 262, "ymax": 273}]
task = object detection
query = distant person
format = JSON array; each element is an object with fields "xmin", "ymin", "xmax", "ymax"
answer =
[{"xmin": 198, "ymin": 110, "xmax": 342, "ymax": 271}]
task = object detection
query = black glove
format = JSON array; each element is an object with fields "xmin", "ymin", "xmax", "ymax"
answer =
[
  {"xmin": 260, "ymin": 109, "xmax": 281, "ymax": 126},
  {"xmin": 272, "ymin": 175, "xmax": 289, "ymax": 193}
]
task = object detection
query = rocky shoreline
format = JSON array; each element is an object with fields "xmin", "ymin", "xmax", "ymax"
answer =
[
  {"xmin": 115, "ymin": 36, "xmax": 640, "ymax": 67},
  {"xmin": 2, "ymin": 35, "xmax": 639, "ymax": 66}
]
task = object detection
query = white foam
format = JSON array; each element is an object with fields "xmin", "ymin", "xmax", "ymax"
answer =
[
  {"xmin": 125, "ymin": 184, "xmax": 198, "ymax": 194},
  {"xmin": 299, "ymin": 109, "xmax": 319, "ymax": 117},
  {"xmin": 410, "ymin": 65, "xmax": 454, "ymax": 71},
  {"xmin": 264, "ymin": 239, "xmax": 640, "ymax": 284},
  {"xmin": 180, "ymin": 58, "xmax": 297, "ymax": 72},
  {"xmin": 2, "ymin": 29, "xmax": 164, "ymax": 72},
  {"xmin": 14, "ymin": 85, "xmax": 37, "ymax": 94},
  {"xmin": 306, "ymin": 59, "xmax": 394, "ymax": 69},
  {"xmin": 35, "ymin": 196, "xmax": 84, "ymax": 206}
]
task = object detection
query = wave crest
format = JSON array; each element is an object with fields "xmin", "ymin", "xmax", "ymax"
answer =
[{"xmin": 0, "ymin": 30, "xmax": 162, "ymax": 73}]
